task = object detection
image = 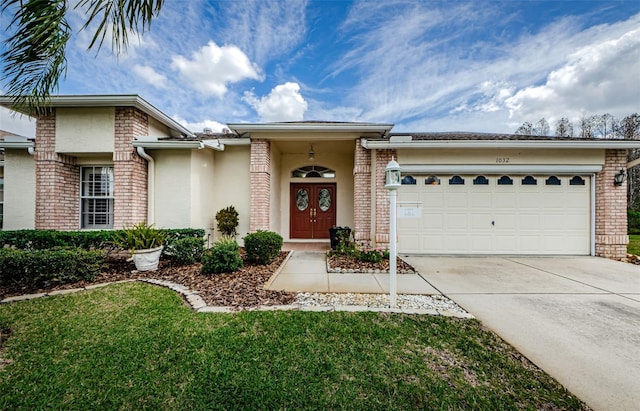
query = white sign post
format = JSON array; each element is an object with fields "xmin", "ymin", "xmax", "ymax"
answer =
[{"xmin": 384, "ymin": 157, "xmax": 401, "ymax": 308}]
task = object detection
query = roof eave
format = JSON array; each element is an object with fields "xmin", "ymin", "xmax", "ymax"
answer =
[
  {"xmin": 228, "ymin": 122, "xmax": 394, "ymax": 136},
  {"xmin": 362, "ymin": 139, "xmax": 640, "ymax": 149},
  {"xmin": 0, "ymin": 94, "xmax": 195, "ymax": 138}
]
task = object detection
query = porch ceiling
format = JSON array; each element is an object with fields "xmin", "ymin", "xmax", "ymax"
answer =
[{"xmin": 273, "ymin": 140, "xmax": 354, "ymax": 155}]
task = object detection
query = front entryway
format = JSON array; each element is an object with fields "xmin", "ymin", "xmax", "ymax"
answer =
[{"xmin": 290, "ymin": 183, "xmax": 336, "ymax": 239}]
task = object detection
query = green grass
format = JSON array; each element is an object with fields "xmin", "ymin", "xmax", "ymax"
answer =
[
  {"xmin": 0, "ymin": 283, "xmax": 588, "ymax": 410},
  {"xmin": 628, "ymin": 235, "xmax": 640, "ymax": 256}
]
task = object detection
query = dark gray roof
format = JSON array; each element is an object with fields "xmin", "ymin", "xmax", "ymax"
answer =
[{"xmin": 387, "ymin": 131, "xmax": 620, "ymax": 142}]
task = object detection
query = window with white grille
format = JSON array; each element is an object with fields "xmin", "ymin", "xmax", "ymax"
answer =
[{"xmin": 81, "ymin": 166, "xmax": 114, "ymax": 229}]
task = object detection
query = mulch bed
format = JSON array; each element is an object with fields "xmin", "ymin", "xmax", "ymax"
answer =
[
  {"xmin": 0, "ymin": 251, "xmax": 297, "ymax": 309},
  {"xmin": 327, "ymin": 255, "xmax": 416, "ymax": 273}
]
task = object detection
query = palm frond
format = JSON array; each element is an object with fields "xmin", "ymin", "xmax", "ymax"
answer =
[
  {"xmin": 1, "ymin": 0, "xmax": 71, "ymax": 116},
  {"xmin": 75, "ymin": 0, "xmax": 164, "ymax": 55}
]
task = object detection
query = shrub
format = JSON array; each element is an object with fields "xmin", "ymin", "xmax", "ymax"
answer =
[
  {"xmin": 0, "ymin": 229, "xmax": 114, "ymax": 250},
  {"xmin": 243, "ymin": 230, "xmax": 283, "ymax": 265},
  {"xmin": 629, "ymin": 210, "xmax": 640, "ymax": 234},
  {"xmin": 112, "ymin": 222, "xmax": 167, "ymax": 252},
  {"xmin": 357, "ymin": 248, "xmax": 388, "ymax": 263},
  {"xmin": 201, "ymin": 238, "xmax": 242, "ymax": 274},
  {"xmin": 216, "ymin": 206, "xmax": 239, "ymax": 237},
  {"xmin": 166, "ymin": 236, "xmax": 205, "ymax": 265},
  {"xmin": 0, "ymin": 247, "xmax": 106, "ymax": 288}
]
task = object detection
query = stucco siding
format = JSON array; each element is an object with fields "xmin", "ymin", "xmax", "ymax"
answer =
[
  {"xmin": 397, "ymin": 148, "xmax": 605, "ymax": 165},
  {"xmin": 213, "ymin": 146, "xmax": 251, "ymax": 242},
  {"xmin": 148, "ymin": 117, "xmax": 171, "ymax": 137},
  {"xmin": 190, "ymin": 149, "xmax": 216, "ymax": 234},
  {"xmin": 56, "ymin": 107, "xmax": 115, "ymax": 154},
  {"xmin": 153, "ymin": 150, "xmax": 191, "ymax": 228},
  {"xmin": 4, "ymin": 150, "xmax": 35, "ymax": 229}
]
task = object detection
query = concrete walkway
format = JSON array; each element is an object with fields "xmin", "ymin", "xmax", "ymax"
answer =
[
  {"xmin": 404, "ymin": 256, "xmax": 640, "ymax": 411},
  {"xmin": 266, "ymin": 251, "xmax": 439, "ymax": 294}
]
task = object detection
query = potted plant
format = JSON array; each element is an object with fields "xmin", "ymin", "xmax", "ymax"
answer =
[{"xmin": 112, "ymin": 222, "xmax": 167, "ymax": 271}]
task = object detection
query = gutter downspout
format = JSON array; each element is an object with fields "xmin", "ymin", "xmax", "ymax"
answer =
[{"xmin": 136, "ymin": 147, "xmax": 155, "ymax": 224}]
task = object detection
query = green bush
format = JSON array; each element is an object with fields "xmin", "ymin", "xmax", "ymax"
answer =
[
  {"xmin": 0, "ymin": 229, "xmax": 114, "ymax": 250},
  {"xmin": 0, "ymin": 247, "xmax": 106, "ymax": 288},
  {"xmin": 216, "ymin": 206, "xmax": 239, "ymax": 237},
  {"xmin": 166, "ymin": 236, "xmax": 205, "ymax": 265},
  {"xmin": 357, "ymin": 248, "xmax": 388, "ymax": 263},
  {"xmin": 0, "ymin": 228, "xmax": 205, "ymax": 251},
  {"xmin": 112, "ymin": 222, "xmax": 167, "ymax": 252},
  {"xmin": 629, "ymin": 210, "xmax": 640, "ymax": 234},
  {"xmin": 243, "ymin": 230, "xmax": 283, "ymax": 265},
  {"xmin": 201, "ymin": 238, "xmax": 243, "ymax": 274}
]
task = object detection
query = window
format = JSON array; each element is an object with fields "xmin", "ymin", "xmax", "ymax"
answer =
[
  {"xmin": 521, "ymin": 176, "xmax": 537, "ymax": 185},
  {"xmin": 401, "ymin": 175, "xmax": 416, "ymax": 185},
  {"xmin": 545, "ymin": 176, "xmax": 561, "ymax": 186},
  {"xmin": 291, "ymin": 165, "xmax": 335, "ymax": 178},
  {"xmin": 497, "ymin": 176, "xmax": 513, "ymax": 185},
  {"xmin": 449, "ymin": 175, "xmax": 465, "ymax": 185},
  {"xmin": 81, "ymin": 166, "xmax": 114, "ymax": 229},
  {"xmin": 570, "ymin": 176, "xmax": 586, "ymax": 186},
  {"xmin": 425, "ymin": 175, "xmax": 441, "ymax": 185},
  {"xmin": 473, "ymin": 176, "xmax": 489, "ymax": 185}
]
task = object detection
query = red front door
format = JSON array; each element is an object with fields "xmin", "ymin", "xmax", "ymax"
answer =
[{"xmin": 290, "ymin": 183, "xmax": 336, "ymax": 239}]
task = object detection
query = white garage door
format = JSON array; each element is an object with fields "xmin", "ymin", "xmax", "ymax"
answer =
[{"xmin": 398, "ymin": 174, "xmax": 591, "ymax": 255}]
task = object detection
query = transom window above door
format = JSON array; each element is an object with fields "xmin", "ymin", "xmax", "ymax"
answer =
[{"xmin": 292, "ymin": 165, "xmax": 335, "ymax": 178}]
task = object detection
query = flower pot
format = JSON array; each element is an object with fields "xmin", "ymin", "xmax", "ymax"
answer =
[{"xmin": 131, "ymin": 246, "xmax": 163, "ymax": 271}]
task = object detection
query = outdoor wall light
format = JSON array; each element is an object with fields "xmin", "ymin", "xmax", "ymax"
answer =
[
  {"xmin": 614, "ymin": 169, "xmax": 627, "ymax": 186},
  {"xmin": 308, "ymin": 144, "xmax": 315, "ymax": 162},
  {"xmin": 385, "ymin": 156, "xmax": 401, "ymax": 190}
]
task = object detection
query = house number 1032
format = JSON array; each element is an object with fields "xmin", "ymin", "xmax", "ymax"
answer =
[{"xmin": 496, "ymin": 157, "xmax": 510, "ymax": 164}]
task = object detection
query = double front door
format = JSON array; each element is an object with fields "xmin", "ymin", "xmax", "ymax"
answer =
[{"xmin": 290, "ymin": 183, "xmax": 336, "ymax": 239}]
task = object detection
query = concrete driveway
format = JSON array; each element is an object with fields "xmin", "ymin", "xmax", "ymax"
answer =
[{"xmin": 404, "ymin": 256, "xmax": 640, "ymax": 411}]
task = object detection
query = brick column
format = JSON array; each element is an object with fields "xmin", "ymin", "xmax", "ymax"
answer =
[
  {"xmin": 374, "ymin": 149, "xmax": 397, "ymax": 245},
  {"xmin": 34, "ymin": 110, "xmax": 80, "ymax": 230},
  {"xmin": 113, "ymin": 107, "xmax": 148, "ymax": 228},
  {"xmin": 595, "ymin": 149, "xmax": 629, "ymax": 260},
  {"xmin": 353, "ymin": 139, "xmax": 372, "ymax": 244},
  {"xmin": 250, "ymin": 139, "xmax": 271, "ymax": 231}
]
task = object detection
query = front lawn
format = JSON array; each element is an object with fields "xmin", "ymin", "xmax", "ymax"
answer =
[
  {"xmin": 0, "ymin": 283, "xmax": 588, "ymax": 410},
  {"xmin": 628, "ymin": 235, "xmax": 640, "ymax": 256}
]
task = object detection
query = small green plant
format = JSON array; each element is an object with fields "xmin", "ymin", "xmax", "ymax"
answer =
[
  {"xmin": 629, "ymin": 210, "xmax": 640, "ymax": 234},
  {"xmin": 357, "ymin": 247, "xmax": 388, "ymax": 263},
  {"xmin": 201, "ymin": 237, "xmax": 243, "ymax": 274},
  {"xmin": 329, "ymin": 229, "xmax": 358, "ymax": 257},
  {"xmin": 166, "ymin": 236, "xmax": 205, "ymax": 265},
  {"xmin": 112, "ymin": 222, "xmax": 167, "ymax": 252},
  {"xmin": 216, "ymin": 206, "xmax": 239, "ymax": 237},
  {"xmin": 243, "ymin": 230, "xmax": 283, "ymax": 265}
]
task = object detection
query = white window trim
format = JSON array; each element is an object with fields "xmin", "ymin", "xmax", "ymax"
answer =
[{"xmin": 80, "ymin": 165, "xmax": 114, "ymax": 229}]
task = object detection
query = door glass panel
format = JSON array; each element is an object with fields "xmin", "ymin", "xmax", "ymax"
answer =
[
  {"xmin": 296, "ymin": 189, "xmax": 309, "ymax": 211},
  {"xmin": 318, "ymin": 188, "xmax": 331, "ymax": 211}
]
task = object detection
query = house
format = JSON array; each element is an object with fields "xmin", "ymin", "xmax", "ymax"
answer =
[{"xmin": 0, "ymin": 94, "xmax": 638, "ymax": 260}]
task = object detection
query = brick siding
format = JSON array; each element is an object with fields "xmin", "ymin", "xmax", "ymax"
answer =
[
  {"xmin": 113, "ymin": 107, "xmax": 148, "ymax": 228},
  {"xmin": 250, "ymin": 139, "xmax": 271, "ymax": 231},
  {"xmin": 34, "ymin": 110, "xmax": 80, "ymax": 230},
  {"xmin": 353, "ymin": 139, "xmax": 371, "ymax": 243},
  {"xmin": 595, "ymin": 149, "xmax": 629, "ymax": 260},
  {"xmin": 374, "ymin": 149, "xmax": 397, "ymax": 245}
]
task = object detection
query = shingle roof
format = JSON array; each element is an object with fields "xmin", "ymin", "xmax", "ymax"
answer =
[{"xmin": 387, "ymin": 131, "xmax": 623, "ymax": 142}]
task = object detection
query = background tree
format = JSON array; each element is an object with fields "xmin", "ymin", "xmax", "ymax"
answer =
[
  {"xmin": 1, "ymin": 0, "xmax": 164, "ymax": 115},
  {"xmin": 621, "ymin": 113, "xmax": 640, "ymax": 210},
  {"xmin": 554, "ymin": 117, "xmax": 574, "ymax": 137}
]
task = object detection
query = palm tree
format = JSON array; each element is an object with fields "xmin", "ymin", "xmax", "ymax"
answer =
[{"xmin": 1, "ymin": 0, "xmax": 164, "ymax": 115}]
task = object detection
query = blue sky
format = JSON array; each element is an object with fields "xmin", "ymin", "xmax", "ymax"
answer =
[{"xmin": 1, "ymin": 0, "xmax": 639, "ymax": 136}]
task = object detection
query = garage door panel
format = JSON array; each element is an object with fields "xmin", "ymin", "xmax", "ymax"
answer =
[{"xmin": 398, "ymin": 174, "xmax": 591, "ymax": 255}]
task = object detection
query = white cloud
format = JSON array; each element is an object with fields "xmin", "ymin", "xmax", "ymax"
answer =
[
  {"xmin": 173, "ymin": 115, "xmax": 227, "ymax": 134},
  {"xmin": 171, "ymin": 41, "xmax": 262, "ymax": 98},
  {"xmin": 244, "ymin": 82, "xmax": 308, "ymax": 122},
  {"xmin": 505, "ymin": 26, "xmax": 640, "ymax": 125},
  {"xmin": 132, "ymin": 64, "xmax": 168, "ymax": 89},
  {"xmin": 218, "ymin": 0, "xmax": 308, "ymax": 64}
]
